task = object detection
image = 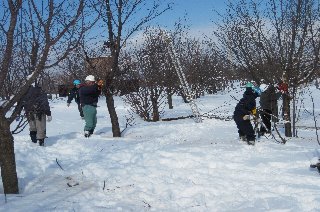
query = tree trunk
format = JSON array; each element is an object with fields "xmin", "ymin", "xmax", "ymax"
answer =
[
  {"xmin": 167, "ymin": 94, "xmax": 173, "ymax": 109},
  {"xmin": 0, "ymin": 112, "xmax": 19, "ymax": 194},
  {"xmin": 283, "ymin": 93, "xmax": 292, "ymax": 137},
  {"xmin": 292, "ymin": 86, "xmax": 297, "ymax": 137},
  {"xmin": 167, "ymin": 88, "xmax": 173, "ymax": 109},
  {"xmin": 151, "ymin": 103, "xmax": 159, "ymax": 121},
  {"xmin": 105, "ymin": 92, "xmax": 121, "ymax": 137},
  {"xmin": 151, "ymin": 90, "xmax": 160, "ymax": 122},
  {"xmin": 180, "ymin": 91, "xmax": 189, "ymax": 103}
]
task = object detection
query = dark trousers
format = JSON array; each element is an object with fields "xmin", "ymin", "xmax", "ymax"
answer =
[
  {"xmin": 234, "ymin": 115, "xmax": 255, "ymax": 141},
  {"xmin": 77, "ymin": 103, "xmax": 84, "ymax": 117},
  {"xmin": 260, "ymin": 109, "xmax": 272, "ymax": 132}
]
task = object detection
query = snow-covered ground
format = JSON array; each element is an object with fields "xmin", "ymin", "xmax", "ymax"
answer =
[{"xmin": 1, "ymin": 84, "xmax": 320, "ymax": 211}]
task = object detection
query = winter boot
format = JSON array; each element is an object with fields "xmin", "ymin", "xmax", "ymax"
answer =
[
  {"xmin": 247, "ymin": 139, "xmax": 255, "ymax": 146},
  {"xmin": 84, "ymin": 131, "xmax": 91, "ymax": 138},
  {"xmin": 84, "ymin": 129, "xmax": 94, "ymax": 138},
  {"xmin": 239, "ymin": 135, "xmax": 247, "ymax": 141},
  {"xmin": 310, "ymin": 162, "xmax": 320, "ymax": 173},
  {"xmin": 259, "ymin": 131, "xmax": 265, "ymax": 137},
  {"xmin": 38, "ymin": 139, "xmax": 45, "ymax": 146},
  {"xmin": 30, "ymin": 131, "xmax": 37, "ymax": 143},
  {"xmin": 89, "ymin": 129, "xmax": 94, "ymax": 135}
]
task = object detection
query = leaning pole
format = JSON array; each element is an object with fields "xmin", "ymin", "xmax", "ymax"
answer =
[{"xmin": 164, "ymin": 33, "xmax": 202, "ymax": 123}]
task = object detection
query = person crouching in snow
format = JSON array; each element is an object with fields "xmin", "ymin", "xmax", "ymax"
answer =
[
  {"xmin": 21, "ymin": 85, "xmax": 52, "ymax": 146},
  {"xmin": 79, "ymin": 75, "xmax": 101, "ymax": 137},
  {"xmin": 234, "ymin": 82, "xmax": 261, "ymax": 145},
  {"xmin": 67, "ymin": 79, "xmax": 84, "ymax": 119}
]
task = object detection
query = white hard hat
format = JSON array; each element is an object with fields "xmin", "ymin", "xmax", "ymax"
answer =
[
  {"xmin": 260, "ymin": 83, "xmax": 269, "ymax": 92},
  {"xmin": 85, "ymin": 75, "xmax": 95, "ymax": 82}
]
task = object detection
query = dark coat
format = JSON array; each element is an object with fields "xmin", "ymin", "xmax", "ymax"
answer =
[
  {"xmin": 22, "ymin": 86, "xmax": 51, "ymax": 116},
  {"xmin": 67, "ymin": 86, "xmax": 80, "ymax": 104},
  {"xmin": 234, "ymin": 88, "xmax": 258, "ymax": 118},
  {"xmin": 79, "ymin": 83, "xmax": 100, "ymax": 106},
  {"xmin": 259, "ymin": 85, "xmax": 281, "ymax": 111}
]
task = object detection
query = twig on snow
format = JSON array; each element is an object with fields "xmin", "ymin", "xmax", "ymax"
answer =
[{"xmin": 56, "ymin": 158, "xmax": 64, "ymax": 171}]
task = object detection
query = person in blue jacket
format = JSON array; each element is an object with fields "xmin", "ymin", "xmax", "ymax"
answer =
[
  {"xmin": 234, "ymin": 82, "xmax": 261, "ymax": 145},
  {"xmin": 79, "ymin": 75, "xmax": 102, "ymax": 137},
  {"xmin": 67, "ymin": 79, "xmax": 84, "ymax": 119}
]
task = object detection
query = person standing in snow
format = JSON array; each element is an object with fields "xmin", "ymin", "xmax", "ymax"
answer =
[
  {"xmin": 79, "ymin": 75, "xmax": 102, "ymax": 137},
  {"xmin": 259, "ymin": 83, "xmax": 281, "ymax": 135},
  {"xmin": 67, "ymin": 79, "xmax": 84, "ymax": 119},
  {"xmin": 234, "ymin": 82, "xmax": 261, "ymax": 145},
  {"xmin": 21, "ymin": 85, "xmax": 52, "ymax": 146}
]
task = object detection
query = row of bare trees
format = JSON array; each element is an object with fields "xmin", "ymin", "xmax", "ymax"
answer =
[
  {"xmin": 0, "ymin": 0, "xmax": 93, "ymax": 194},
  {"xmin": 1, "ymin": 0, "xmax": 320, "ymax": 194},
  {"xmin": 0, "ymin": 0, "xmax": 172, "ymax": 194},
  {"xmin": 214, "ymin": 0, "xmax": 320, "ymax": 137},
  {"xmin": 117, "ymin": 27, "xmax": 233, "ymax": 121},
  {"xmin": 55, "ymin": 25, "xmax": 234, "ymax": 122}
]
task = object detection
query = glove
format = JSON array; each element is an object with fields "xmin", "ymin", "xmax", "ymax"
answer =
[
  {"xmin": 47, "ymin": 116, "xmax": 52, "ymax": 122},
  {"xmin": 251, "ymin": 108, "xmax": 257, "ymax": 116},
  {"xmin": 243, "ymin": 115, "xmax": 250, "ymax": 120},
  {"xmin": 97, "ymin": 79, "xmax": 103, "ymax": 87},
  {"xmin": 67, "ymin": 103, "xmax": 70, "ymax": 107},
  {"xmin": 97, "ymin": 79, "xmax": 103, "ymax": 90}
]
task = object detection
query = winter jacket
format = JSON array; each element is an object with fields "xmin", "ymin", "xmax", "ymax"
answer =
[
  {"xmin": 67, "ymin": 86, "xmax": 80, "ymax": 104},
  {"xmin": 234, "ymin": 88, "xmax": 258, "ymax": 118},
  {"xmin": 79, "ymin": 83, "xmax": 100, "ymax": 107},
  {"xmin": 22, "ymin": 86, "xmax": 51, "ymax": 116},
  {"xmin": 259, "ymin": 85, "xmax": 281, "ymax": 111}
]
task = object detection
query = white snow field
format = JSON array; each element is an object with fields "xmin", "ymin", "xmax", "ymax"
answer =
[{"xmin": 1, "ymin": 84, "xmax": 320, "ymax": 211}]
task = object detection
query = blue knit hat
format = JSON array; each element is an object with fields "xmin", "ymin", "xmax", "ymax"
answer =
[
  {"xmin": 73, "ymin": 79, "xmax": 81, "ymax": 85},
  {"xmin": 245, "ymin": 82, "xmax": 254, "ymax": 88}
]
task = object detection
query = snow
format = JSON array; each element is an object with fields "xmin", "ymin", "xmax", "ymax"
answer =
[{"xmin": 1, "ymin": 84, "xmax": 320, "ymax": 211}]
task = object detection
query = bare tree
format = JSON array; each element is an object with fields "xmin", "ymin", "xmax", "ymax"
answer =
[
  {"xmin": 122, "ymin": 28, "xmax": 170, "ymax": 121},
  {"xmin": 91, "ymin": 0, "xmax": 172, "ymax": 136},
  {"xmin": 0, "ymin": 0, "xmax": 87, "ymax": 194},
  {"xmin": 0, "ymin": 0, "xmax": 23, "ymax": 195},
  {"xmin": 58, "ymin": 46, "xmax": 88, "ymax": 85},
  {"xmin": 179, "ymin": 38, "xmax": 232, "ymax": 97},
  {"xmin": 215, "ymin": 0, "xmax": 320, "ymax": 137}
]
